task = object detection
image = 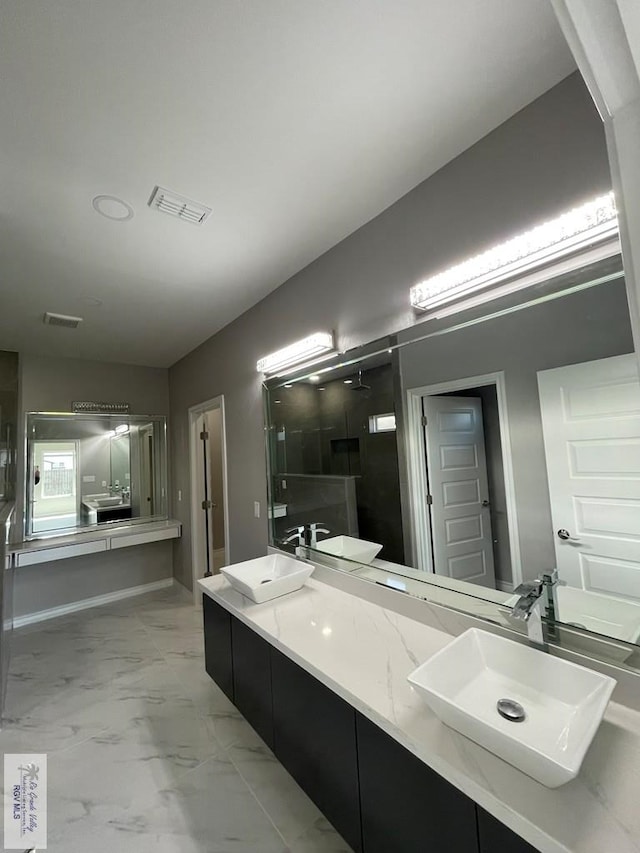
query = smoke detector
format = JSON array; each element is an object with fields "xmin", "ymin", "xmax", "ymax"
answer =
[
  {"xmin": 148, "ymin": 186, "xmax": 212, "ymax": 225},
  {"xmin": 43, "ymin": 312, "xmax": 83, "ymax": 329}
]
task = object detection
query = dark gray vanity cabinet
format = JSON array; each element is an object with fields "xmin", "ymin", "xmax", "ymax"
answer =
[
  {"xmin": 202, "ymin": 595, "xmax": 234, "ymax": 702},
  {"xmin": 202, "ymin": 597, "xmax": 541, "ymax": 853},
  {"xmin": 270, "ymin": 646, "xmax": 362, "ymax": 853},
  {"xmin": 477, "ymin": 808, "xmax": 538, "ymax": 853},
  {"xmin": 231, "ymin": 617, "xmax": 274, "ymax": 748},
  {"xmin": 356, "ymin": 712, "xmax": 479, "ymax": 853}
]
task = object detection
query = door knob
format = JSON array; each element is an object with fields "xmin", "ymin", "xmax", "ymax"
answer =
[
  {"xmin": 481, "ymin": 499, "xmax": 490, "ymax": 507},
  {"xmin": 557, "ymin": 528, "xmax": 580, "ymax": 542}
]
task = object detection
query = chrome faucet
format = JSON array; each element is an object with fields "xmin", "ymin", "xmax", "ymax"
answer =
[
  {"xmin": 282, "ymin": 525, "xmax": 306, "ymax": 546},
  {"xmin": 511, "ymin": 570, "xmax": 561, "ymax": 648},
  {"xmin": 308, "ymin": 522, "xmax": 330, "ymax": 547},
  {"xmin": 281, "ymin": 522, "xmax": 330, "ymax": 549}
]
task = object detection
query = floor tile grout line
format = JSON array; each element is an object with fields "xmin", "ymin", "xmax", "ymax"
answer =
[{"xmin": 224, "ymin": 746, "xmax": 294, "ymax": 852}]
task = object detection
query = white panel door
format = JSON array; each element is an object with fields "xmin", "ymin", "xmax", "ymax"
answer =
[
  {"xmin": 423, "ymin": 396, "xmax": 496, "ymax": 588},
  {"xmin": 538, "ymin": 354, "xmax": 640, "ymax": 599}
]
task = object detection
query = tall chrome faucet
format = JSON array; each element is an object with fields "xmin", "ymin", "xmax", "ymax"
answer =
[
  {"xmin": 511, "ymin": 570, "xmax": 561, "ymax": 648},
  {"xmin": 282, "ymin": 522, "xmax": 330, "ymax": 549}
]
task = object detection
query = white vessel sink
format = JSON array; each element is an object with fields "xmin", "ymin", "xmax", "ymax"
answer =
[
  {"xmin": 408, "ymin": 628, "xmax": 616, "ymax": 788},
  {"xmin": 221, "ymin": 554, "xmax": 314, "ymax": 603},
  {"xmin": 315, "ymin": 535, "xmax": 382, "ymax": 564}
]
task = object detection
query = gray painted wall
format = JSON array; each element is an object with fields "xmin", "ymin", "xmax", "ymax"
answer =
[
  {"xmin": 399, "ymin": 279, "xmax": 634, "ymax": 581},
  {"xmin": 15, "ymin": 354, "xmax": 172, "ymax": 615},
  {"xmin": 13, "ymin": 541, "xmax": 172, "ymax": 619},
  {"xmin": 169, "ymin": 73, "xmax": 613, "ymax": 590},
  {"xmin": 0, "ymin": 351, "xmax": 19, "ymax": 501}
]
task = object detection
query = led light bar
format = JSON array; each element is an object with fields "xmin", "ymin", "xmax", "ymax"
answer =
[
  {"xmin": 257, "ymin": 332, "xmax": 335, "ymax": 376},
  {"xmin": 410, "ymin": 193, "xmax": 618, "ymax": 313}
]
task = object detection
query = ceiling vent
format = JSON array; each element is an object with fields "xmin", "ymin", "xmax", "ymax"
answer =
[
  {"xmin": 148, "ymin": 186, "xmax": 212, "ymax": 225},
  {"xmin": 43, "ymin": 312, "xmax": 83, "ymax": 329}
]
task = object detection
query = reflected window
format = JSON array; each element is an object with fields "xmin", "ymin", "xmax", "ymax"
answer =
[
  {"xmin": 368, "ymin": 413, "xmax": 396, "ymax": 433},
  {"xmin": 42, "ymin": 452, "xmax": 76, "ymax": 498}
]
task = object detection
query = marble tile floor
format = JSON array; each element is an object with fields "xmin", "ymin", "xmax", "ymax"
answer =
[{"xmin": 0, "ymin": 585, "xmax": 353, "ymax": 852}]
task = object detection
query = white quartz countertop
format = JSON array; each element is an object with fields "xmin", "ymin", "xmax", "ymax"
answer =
[{"xmin": 199, "ymin": 573, "xmax": 640, "ymax": 853}]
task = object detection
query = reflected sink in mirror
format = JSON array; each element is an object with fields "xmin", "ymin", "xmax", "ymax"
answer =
[
  {"xmin": 93, "ymin": 496, "xmax": 123, "ymax": 507},
  {"xmin": 503, "ymin": 585, "xmax": 640, "ymax": 652},
  {"xmin": 315, "ymin": 535, "xmax": 382, "ymax": 564},
  {"xmin": 408, "ymin": 628, "xmax": 616, "ymax": 788},
  {"xmin": 221, "ymin": 554, "xmax": 314, "ymax": 603}
]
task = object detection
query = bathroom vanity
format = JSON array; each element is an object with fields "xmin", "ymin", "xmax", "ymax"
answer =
[{"xmin": 200, "ymin": 572, "xmax": 640, "ymax": 853}]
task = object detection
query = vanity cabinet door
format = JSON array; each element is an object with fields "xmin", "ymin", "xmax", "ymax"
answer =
[
  {"xmin": 231, "ymin": 616, "xmax": 274, "ymax": 748},
  {"xmin": 270, "ymin": 647, "xmax": 362, "ymax": 853},
  {"xmin": 477, "ymin": 807, "xmax": 538, "ymax": 853},
  {"xmin": 356, "ymin": 712, "xmax": 479, "ymax": 853},
  {"xmin": 202, "ymin": 595, "xmax": 234, "ymax": 702}
]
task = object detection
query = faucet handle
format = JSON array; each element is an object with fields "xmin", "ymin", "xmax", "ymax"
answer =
[
  {"xmin": 539, "ymin": 569, "xmax": 566, "ymax": 587},
  {"xmin": 285, "ymin": 525, "xmax": 305, "ymax": 534}
]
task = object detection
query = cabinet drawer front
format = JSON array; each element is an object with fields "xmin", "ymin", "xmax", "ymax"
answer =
[
  {"xmin": 202, "ymin": 595, "xmax": 234, "ymax": 702},
  {"xmin": 357, "ymin": 712, "xmax": 479, "ymax": 853},
  {"xmin": 231, "ymin": 617, "xmax": 274, "ymax": 748},
  {"xmin": 477, "ymin": 807, "xmax": 538, "ymax": 853},
  {"xmin": 271, "ymin": 648, "xmax": 362, "ymax": 852},
  {"xmin": 16, "ymin": 539, "xmax": 107, "ymax": 566}
]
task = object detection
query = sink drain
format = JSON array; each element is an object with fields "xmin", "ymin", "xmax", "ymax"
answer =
[{"xmin": 496, "ymin": 698, "xmax": 526, "ymax": 723}]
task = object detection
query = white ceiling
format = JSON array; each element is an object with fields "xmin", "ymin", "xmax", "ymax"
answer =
[{"xmin": 0, "ymin": 1, "xmax": 575, "ymax": 368}]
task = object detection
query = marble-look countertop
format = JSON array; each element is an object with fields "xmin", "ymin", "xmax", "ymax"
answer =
[{"xmin": 199, "ymin": 574, "xmax": 640, "ymax": 853}]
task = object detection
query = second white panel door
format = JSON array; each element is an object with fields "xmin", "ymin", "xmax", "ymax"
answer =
[{"xmin": 423, "ymin": 395, "xmax": 496, "ymax": 588}]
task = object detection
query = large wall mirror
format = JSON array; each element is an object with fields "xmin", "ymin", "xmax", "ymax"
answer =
[
  {"xmin": 25, "ymin": 413, "xmax": 168, "ymax": 538},
  {"xmin": 265, "ymin": 251, "xmax": 640, "ymax": 659}
]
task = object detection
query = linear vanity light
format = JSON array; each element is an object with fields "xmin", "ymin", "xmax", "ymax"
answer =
[
  {"xmin": 257, "ymin": 332, "xmax": 335, "ymax": 376},
  {"xmin": 410, "ymin": 192, "xmax": 619, "ymax": 315},
  {"xmin": 115, "ymin": 424, "xmax": 129, "ymax": 435}
]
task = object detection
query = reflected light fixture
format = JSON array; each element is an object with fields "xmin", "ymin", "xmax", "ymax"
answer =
[
  {"xmin": 410, "ymin": 192, "xmax": 618, "ymax": 315},
  {"xmin": 115, "ymin": 424, "xmax": 129, "ymax": 435},
  {"xmin": 257, "ymin": 332, "xmax": 335, "ymax": 376}
]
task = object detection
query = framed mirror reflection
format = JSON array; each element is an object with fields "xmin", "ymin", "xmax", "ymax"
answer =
[
  {"xmin": 264, "ymin": 252, "xmax": 640, "ymax": 655},
  {"xmin": 25, "ymin": 413, "xmax": 168, "ymax": 538}
]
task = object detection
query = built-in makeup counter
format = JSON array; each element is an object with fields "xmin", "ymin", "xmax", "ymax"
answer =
[
  {"xmin": 10, "ymin": 519, "xmax": 181, "ymax": 567},
  {"xmin": 199, "ymin": 572, "xmax": 640, "ymax": 853}
]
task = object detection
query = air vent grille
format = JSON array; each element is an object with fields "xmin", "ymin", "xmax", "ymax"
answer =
[
  {"xmin": 148, "ymin": 186, "xmax": 212, "ymax": 225},
  {"xmin": 43, "ymin": 312, "xmax": 83, "ymax": 328}
]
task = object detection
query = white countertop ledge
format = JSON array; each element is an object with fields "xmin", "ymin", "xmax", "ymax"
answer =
[
  {"xmin": 199, "ymin": 574, "xmax": 640, "ymax": 853},
  {"xmin": 11, "ymin": 519, "xmax": 182, "ymax": 554}
]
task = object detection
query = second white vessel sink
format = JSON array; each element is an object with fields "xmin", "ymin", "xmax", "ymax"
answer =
[
  {"xmin": 408, "ymin": 628, "xmax": 616, "ymax": 788},
  {"xmin": 221, "ymin": 554, "xmax": 314, "ymax": 603}
]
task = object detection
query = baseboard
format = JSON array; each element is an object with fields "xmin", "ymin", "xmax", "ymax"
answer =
[
  {"xmin": 495, "ymin": 579, "xmax": 514, "ymax": 593},
  {"xmin": 13, "ymin": 577, "xmax": 174, "ymax": 629},
  {"xmin": 172, "ymin": 577, "xmax": 194, "ymax": 601}
]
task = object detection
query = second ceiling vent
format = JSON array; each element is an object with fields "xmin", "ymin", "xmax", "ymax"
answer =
[
  {"xmin": 43, "ymin": 312, "xmax": 83, "ymax": 329},
  {"xmin": 148, "ymin": 186, "xmax": 212, "ymax": 225}
]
